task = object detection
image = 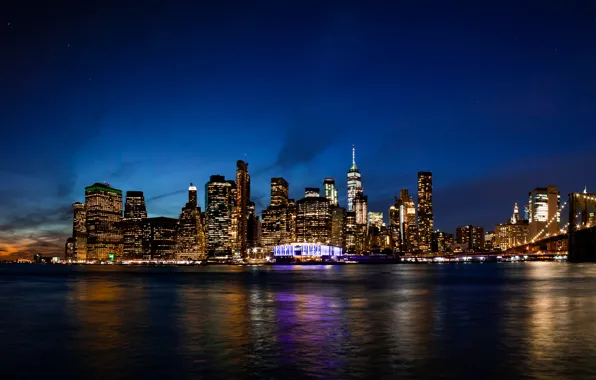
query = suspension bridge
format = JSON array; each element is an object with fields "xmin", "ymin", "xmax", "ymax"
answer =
[{"xmin": 509, "ymin": 190, "xmax": 596, "ymax": 262}]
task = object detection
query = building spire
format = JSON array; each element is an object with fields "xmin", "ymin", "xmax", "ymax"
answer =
[
  {"xmin": 584, "ymin": 185, "xmax": 588, "ymax": 194},
  {"xmin": 352, "ymin": 144, "xmax": 356, "ymax": 166}
]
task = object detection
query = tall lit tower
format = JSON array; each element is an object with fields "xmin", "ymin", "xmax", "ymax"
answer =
[
  {"xmin": 85, "ymin": 182, "xmax": 123, "ymax": 261},
  {"xmin": 72, "ymin": 202, "xmax": 87, "ymax": 261},
  {"xmin": 122, "ymin": 191, "xmax": 147, "ymax": 259},
  {"xmin": 205, "ymin": 175, "xmax": 234, "ymax": 256},
  {"xmin": 176, "ymin": 183, "xmax": 206, "ymax": 260},
  {"xmin": 417, "ymin": 172, "xmax": 433, "ymax": 252},
  {"xmin": 324, "ymin": 178, "xmax": 338, "ymax": 206},
  {"xmin": 528, "ymin": 186, "xmax": 560, "ymax": 239},
  {"xmin": 347, "ymin": 145, "xmax": 363, "ymax": 211},
  {"xmin": 234, "ymin": 160, "xmax": 250, "ymax": 257}
]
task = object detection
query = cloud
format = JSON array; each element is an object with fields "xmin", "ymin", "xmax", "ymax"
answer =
[
  {"xmin": 107, "ymin": 161, "xmax": 142, "ymax": 181},
  {"xmin": 146, "ymin": 189, "xmax": 187, "ymax": 202}
]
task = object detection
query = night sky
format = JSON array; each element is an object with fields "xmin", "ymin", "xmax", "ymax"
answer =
[{"xmin": 1, "ymin": 0, "xmax": 596, "ymax": 258}]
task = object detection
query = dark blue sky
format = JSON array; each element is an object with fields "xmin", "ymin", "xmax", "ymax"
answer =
[{"xmin": 1, "ymin": 0, "xmax": 596, "ymax": 257}]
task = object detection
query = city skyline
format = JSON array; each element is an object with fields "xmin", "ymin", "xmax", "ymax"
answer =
[{"xmin": 2, "ymin": 1, "xmax": 596, "ymax": 259}]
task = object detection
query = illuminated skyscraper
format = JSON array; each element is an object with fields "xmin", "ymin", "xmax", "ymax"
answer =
[
  {"xmin": 176, "ymin": 183, "xmax": 206, "ymax": 260},
  {"xmin": 417, "ymin": 172, "xmax": 433, "ymax": 252},
  {"xmin": 345, "ymin": 211, "xmax": 357, "ymax": 252},
  {"xmin": 324, "ymin": 178, "xmax": 338, "ymax": 206},
  {"xmin": 234, "ymin": 160, "xmax": 250, "ymax": 257},
  {"xmin": 296, "ymin": 188, "xmax": 332, "ymax": 244},
  {"xmin": 72, "ymin": 202, "xmax": 87, "ymax": 261},
  {"xmin": 528, "ymin": 186, "xmax": 560, "ymax": 239},
  {"xmin": 205, "ymin": 175, "xmax": 234, "ymax": 256},
  {"xmin": 347, "ymin": 145, "xmax": 363, "ymax": 211},
  {"xmin": 122, "ymin": 191, "xmax": 147, "ymax": 259},
  {"xmin": 331, "ymin": 206, "xmax": 347, "ymax": 248},
  {"xmin": 85, "ymin": 182, "xmax": 123, "ymax": 261},
  {"xmin": 368, "ymin": 211, "xmax": 384, "ymax": 229},
  {"xmin": 456, "ymin": 225, "xmax": 485, "ymax": 251},
  {"xmin": 271, "ymin": 177, "xmax": 289, "ymax": 207},
  {"xmin": 353, "ymin": 193, "xmax": 368, "ymax": 225},
  {"xmin": 142, "ymin": 217, "xmax": 177, "ymax": 259}
]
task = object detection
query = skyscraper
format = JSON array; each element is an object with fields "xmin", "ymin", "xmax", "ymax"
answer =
[
  {"xmin": 205, "ymin": 175, "xmax": 234, "ymax": 256},
  {"xmin": 271, "ymin": 177, "xmax": 289, "ymax": 207},
  {"xmin": 142, "ymin": 217, "xmax": 178, "ymax": 259},
  {"xmin": 456, "ymin": 225, "xmax": 485, "ymax": 251},
  {"xmin": 417, "ymin": 172, "xmax": 433, "ymax": 252},
  {"xmin": 368, "ymin": 211, "xmax": 384, "ymax": 229},
  {"xmin": 85, "ymin": 182, "xmax": 123, "ymax": 261},
  {"xmin": 72, "ymin": 202, "xmax": 87, "ymax": 261},
  {"xmin": 176, "ymin": 183, "xmax": 206, "ymax": 260},
  {"xmin": 324, "ymin": 178, "xmax": 338, "ymax": 206},
  {"xmin": 296, "ymin": 188, "xmax": 332, "ymax": 244},
  {"xmin": 234, "ymin": 160, "xmax": 250, "ymax": 257},
  {"xmin": 331, "ymin": 206, "xmax": 347, "ymax": 248},
  {"xmin": 353, "ymin": 193, "xmax": 368, "ymax": 225},
  {"xmin": 528, "ymin": 186, "xmax": 560, "ymax": 240},
  {"xmin": 122, "ymin": 191, "xmax": 147, "ymax": 259},
  {"xmin": 345, "ymin": 211, "xmax": 357, "ymax": 252},
  {"xmin": 347, "ymin": 145, "xmax": 363, "ymax": 211},
  {"xmin": 247, "ymin": 201, "xmax": 261, "ymax": 251}
]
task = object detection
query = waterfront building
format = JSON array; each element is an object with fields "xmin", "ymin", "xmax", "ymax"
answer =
[
  {"xmin": 354, "ymin": 193, "xmax": 368, "ymax": 225},
  {"xmin": 205, "ymin": 175, "xmax": 234, "ymax": 256},
  {"xmin": 142, "ymin": 217, "xmax": 178, "ymax": 259},
  {"xmin": 528, "ymin": 186, "xmax": 560, "ymax": 240},
  {"xmin": 233, "ymin": 160, "xmax": 250, "ymax": 257},
  {"xmin": 485, "ymin": 230, "xmax": 495, "ymax": 250},
  {"xmin": 347, "ymin": 145, "xmax": 363, "ymax": 211},
  {"xmin": 345, "ymin": 211, "xmax": 357, "ymax": 252},
  {"xmin": 495, "ymin": 203, "xmax": 530, "ymax": 250},
  {"xmin": 296, "ymin": 188, "xmax": 332, "ymax": 244},
  {"xmin": 368, "ymin": 211, "xmax": 384, "ymax": 229},
  {"xmin": 273, "ymin": 243, "xmax": 343, "ymax": 262},
  {"xmin": 390, "ymin": 189, "xmax": 418, "ymax": 252},
  {"xmin": 324, "ymin": 178, "xmax": 338, "ymax": 206},
  {"xmin": 456, "ymin": 225, "xmax": 485, "ymax": 251},
  {"xmin": 72, "ymin": 202, "xmax": 87, "ymax": 261},
  {"xmin": 431, "ymin": 231, "xmax": 447, "ymax": 253},
  {"xmin": 261, "ymin": 177, "xmax": 293, "ymax": 254},
  {"xmin": 176, "ymin": 183, "xmax": 206, "ymax": 260},
  {"xmin": 85, "ymin": 182, "xmax": 123, "ymax": 261},
  {"xmin": 122, "ymin": 191, "xmax": 147, "ymax": 259},
  {"xmin": 247, "ymin": 201, "xmax": 261, "ymax": 250},
  {"xmin": 331, "ymin": 206, "xmax": 347, "ymax": 248},
  {"xmin": 417, "ymin": 172, "xmax": 433, "ymax": 252}
]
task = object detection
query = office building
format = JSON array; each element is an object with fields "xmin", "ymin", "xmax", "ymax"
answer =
[
  {"xmin": 142, "ymin": 217, "xmax": 177, "ymax": 259},
  {"xmin": 324, "ymin": 178, "xmax": 338, "ymax": 206},
  {"xmin": 72, "ymin": 202, "xmax": 87, "ymax": 261},
  {"xmin": 368, "ymin": 211, "xmax": 384, "ymax": 229},
  {"xmin": 354, "ymin": 193, "xmax": 368, "ymax": 225},
  {"xmin": 485, "ymin": 230, "xmax": 495, "ymax": 250},
  {"xmin": 261, "ymin": 177, "xmax": 293, "ymax": 254},
  {"xmin": 417, "ymin": 172, "xmax": 433, "ymax": 252},
  {"xmin": 495, "ymin": 203, "xmax": 530, "ymax": 250},
  {"xmin": 528, "ymin": 186, "xmax": 560, "ymax": 240},
  {"xmin": 205, "ymin": 175, "xmax": 234, "ymax": 256},
  {"xmin": 85, "ymin": 182, "xmax": 123, "ymax": 261},
  {"xmin": 176, "ymin": 183, "xmax": 206, "ymax": 260},
  {"xmin": 296, "ymin": 188, "xmax": 332, "ymax": 244},
  {"xmin": 122, "ymin": 191, "xmax": 147, "ymax": 259},
  {"xmin": 247, "ymin": 201, "xmax": 261, "ymax": 249},
  {"xmin": 347, "ymin": 145, "xmax": 363, "ymax": 211},
  {"xmin": 456, "ymin": 225, "xmax": 485, "ymax": 251},
  {"xmin": 345, "ymin": 211, "xmax": 357, "ymax": 252},
  {"xmin": 234, "ymin": 160, "xmax": 250, "ymax": 257},
  {"xmin": 331, "ymin": 206, "xmax": 347, "ymax": 248}
]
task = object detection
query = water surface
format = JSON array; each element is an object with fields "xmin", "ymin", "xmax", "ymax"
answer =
[{"xmin": 1, "ymin": 263, "xmax": 596, "ymax": 379}]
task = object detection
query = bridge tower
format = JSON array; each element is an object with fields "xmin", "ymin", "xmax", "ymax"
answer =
[{"xmin": 568, "ymin": 192, "xmax": 596, "ymax": 262}]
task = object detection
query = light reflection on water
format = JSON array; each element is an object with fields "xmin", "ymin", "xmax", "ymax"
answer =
[{"xmin": 2, "ymin": 263, "xmax": 596, "ymax": 379}]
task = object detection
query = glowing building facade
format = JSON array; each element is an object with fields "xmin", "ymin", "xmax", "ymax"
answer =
[
  {"xmin": 417, "ymin": 172, "xmax": 433, "ymax": 252},
  {"xmin": 233, "ymin": 160, "xmax": 250, "ymax": 257},
  {"xmin": 331, "ymin": 206, "xmax": 347, "ymax": 248},
  {"xmin": 528, "ymin": 186, "xmax": 560, "ymax": 240},
  {"xmin": 296, "ymin": 188, "xmax": 332, "ymax": 244},
  {"xmin": 345, "ymin": 211, "xmax": 357, "ymax": 252},
  {"xmin": 176, "ymin": 184, "xmax": 206, "ymax": 260},
  {"xmin": 495, "ymin": 203, "xmax": 530, "ymax": 250},
  {"xmin": 142, "ymin": 217, "xmax": 177, "ymax": 259},
  {"xmin": 72, "ymin": 202, "xmax": 87, "ymax": 261},
  {"xmin": 347, "ymin": 145, "xmax": 363, "ymax": 212},
  {"xmin": 324, "ymin": 178, "xmax": 338, "ymax": 206},
  {"xmin": 85, "ymin": 182, "xmax": 123, "ymax": 261},
  {"xmin": 122, "ymin": 191, "xmax": 147, "ymax": 259},
  {"xmin": 354, "ymin": 193, "xmax": 368, "ymax": 225},
  {"xmin": 456, "ymin": 225, "xmax": 485, "ymax": 251},
  {"xmin": 261, "ymin": 177, "xmax": 293, "ymax": 254},
  {"xmin": 368, "ymin": 211, "xmax": 384, "ymax": 228},
  {"xmin": 205, "ymin": 175, "xmax": 234, "ymax": 256}
]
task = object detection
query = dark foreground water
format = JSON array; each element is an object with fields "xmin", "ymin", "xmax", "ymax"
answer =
[{"xmin": 2, "ymin": 263, "xmax": 596, "ymax": 379}]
